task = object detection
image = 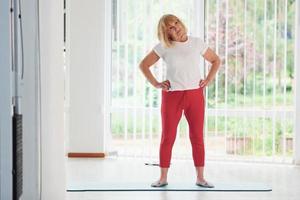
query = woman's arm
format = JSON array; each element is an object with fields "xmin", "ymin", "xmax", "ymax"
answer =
[
  {"xmin": 139, "ymin": 50, "xmax": 170, "ymax": 90},
  {"xmin": 199, "ymin": 48, "xmax": 221, "ymax": 88}
]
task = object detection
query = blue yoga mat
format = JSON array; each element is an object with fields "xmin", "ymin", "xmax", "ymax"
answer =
[{"xmin": 67, "ymin": 182, "xmax": 272, "ymax": 192}]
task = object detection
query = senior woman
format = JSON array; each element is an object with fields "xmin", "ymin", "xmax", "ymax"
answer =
[{"xmin": 139, "ymin": 14, "xmax": 220, "ymax": 188}]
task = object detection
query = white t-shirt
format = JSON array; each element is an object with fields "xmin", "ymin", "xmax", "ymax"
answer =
[{"xmin": 153, "ymin": 36, "xmax": 209, "ymax": 91}]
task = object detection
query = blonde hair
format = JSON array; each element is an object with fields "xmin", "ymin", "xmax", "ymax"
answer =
[{"xmin": 157, "ymin": 14, "xmax": 187, "ymax": 48}]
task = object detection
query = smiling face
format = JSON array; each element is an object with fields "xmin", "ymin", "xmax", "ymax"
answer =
[
  {"xmin": 157, "ymin": 14, "xmax": 188, "ymax": 47},
  {"xmin": 166, "ymin": 19, "xmax": 187, "ymax": 42}
]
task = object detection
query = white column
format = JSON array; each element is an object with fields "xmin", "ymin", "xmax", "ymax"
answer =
[
  {"xmin": 0, "ymin": 0, "xmax": 13, "ymax": 199},
  {"xmin": 103, "ymin": 0, "xmax": 112, "ymax": 152},
  {"xmin": 193, "ymin": 0, "xmax": 206, "ymax": 79},
  {"xmin": 67, "ymin": 0, "xmax": 111, "ymax": 153},
  {"xmin": 294, "ymin": 0, "xmax": 300, "ymax": 165},
  {"xmin": 21, "ymin": 0, "xmax": 41, "ymax": 198},
  {"xmin": 39, "ymin": 0, "xmax": 66, "ymax": 199}
]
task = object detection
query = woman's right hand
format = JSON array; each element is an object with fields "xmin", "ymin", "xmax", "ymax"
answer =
[{"xmin": 154, "ymin": 80, "xmax": 171, "ymax": 91}]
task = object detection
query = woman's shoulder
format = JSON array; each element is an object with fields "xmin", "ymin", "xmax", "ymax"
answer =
[
  {"xmin": 154, "ymin": 42, "xmax": 163, "ymax": 47},
  {"xmin": 153, "ymin": 42, "xmax": 164, "ymax": 50},
  {"xmin": 188, "ymin": 36, "xmax": 203, "ymax": 42},
  {"xmin": 188, "ymin": 36, "xmax": 207, "ymax": 47}
]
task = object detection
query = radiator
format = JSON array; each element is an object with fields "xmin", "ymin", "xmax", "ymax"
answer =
[{"xmin": 13, "ymin": 113, "xmax": 23, "ymax": 200}]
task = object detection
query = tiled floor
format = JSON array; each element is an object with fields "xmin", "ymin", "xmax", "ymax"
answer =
[{"xmin": 67, "ymin": 157, "xmax": 300, "ymax": 200}]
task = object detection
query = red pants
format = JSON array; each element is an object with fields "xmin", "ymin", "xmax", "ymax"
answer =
[{"xmin": 160, "ymin": 87, "xmax": 205, "ymax": 168}]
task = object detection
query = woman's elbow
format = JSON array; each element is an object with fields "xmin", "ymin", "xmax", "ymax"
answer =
[
  {"xmin": 214, "ymin": 56, "xmax": 221, "ymax": 67},
  {"xmin": 139, "ymin": 61, "xmax": 149, "ymax": 71},
  {"xmin": 139, "ymin": 61, "xmax": 145, "ymax": 70}
]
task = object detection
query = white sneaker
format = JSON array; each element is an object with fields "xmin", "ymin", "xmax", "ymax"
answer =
[
  {"xmin": 151, "ymin": 181, "xmax": 168, "ymax": 187},
  {"xmin": 196, "ymin": 181, "xmax": 214, "ymax": 188}
]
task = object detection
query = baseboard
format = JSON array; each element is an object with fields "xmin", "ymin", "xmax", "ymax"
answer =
[{"xmin": 68, "ymin": 152, "xmax": 105, "ymax": 158}]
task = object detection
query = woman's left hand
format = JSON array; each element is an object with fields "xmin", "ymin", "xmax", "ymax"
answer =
[{"xmin": 199, "ymin": 78, "xmax": 211, "ymax": 88}]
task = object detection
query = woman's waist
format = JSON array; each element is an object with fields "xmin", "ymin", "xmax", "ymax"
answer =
[{"xmin": 166, "ymin": 79, "xmax": 200, "ymax": 90}]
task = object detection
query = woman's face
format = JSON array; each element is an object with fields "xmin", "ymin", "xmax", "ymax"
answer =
[{"xmin": 166, "ymin": 19, "xmax": 186, "ymax": 41}]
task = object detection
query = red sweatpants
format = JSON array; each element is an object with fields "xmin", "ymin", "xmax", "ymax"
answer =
[{"xmin": 160, "ymin": 87, "xmax": 205, "ymax": 168}]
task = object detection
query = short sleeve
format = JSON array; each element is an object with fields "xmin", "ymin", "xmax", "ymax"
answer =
[
  {"xmin": 198, "ymin": 38, "xmax": 209, "ymax": 55},
  {"xmin": 153, "ymin": 43, "xmax": 165, "ymax": 58}
]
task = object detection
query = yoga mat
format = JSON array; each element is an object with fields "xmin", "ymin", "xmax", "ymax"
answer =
[{"xmin": 67, "ymin": 182, "xmax": 272, "ymax": 192}]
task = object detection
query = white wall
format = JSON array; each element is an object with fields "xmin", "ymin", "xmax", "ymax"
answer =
[
  {"xmin": 0, "ymin": 0, "xmax": 13, "ymax": 199},
  {"xmin": 66, "ymin": 0, "xmax": 111, "ymax": 153},
  {"xmin": 39, "ymin": 0, "xmax": 66, "ymax": 199}
]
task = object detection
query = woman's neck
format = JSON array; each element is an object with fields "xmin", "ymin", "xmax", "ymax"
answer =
[{"xmin": 173, "ymin": 35, "xmax": 188, "ymax": 43}]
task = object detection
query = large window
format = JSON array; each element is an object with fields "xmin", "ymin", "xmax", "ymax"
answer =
[{"xmin": 111, "ymin": 0, "xmax": 296, "ymax": 162}]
